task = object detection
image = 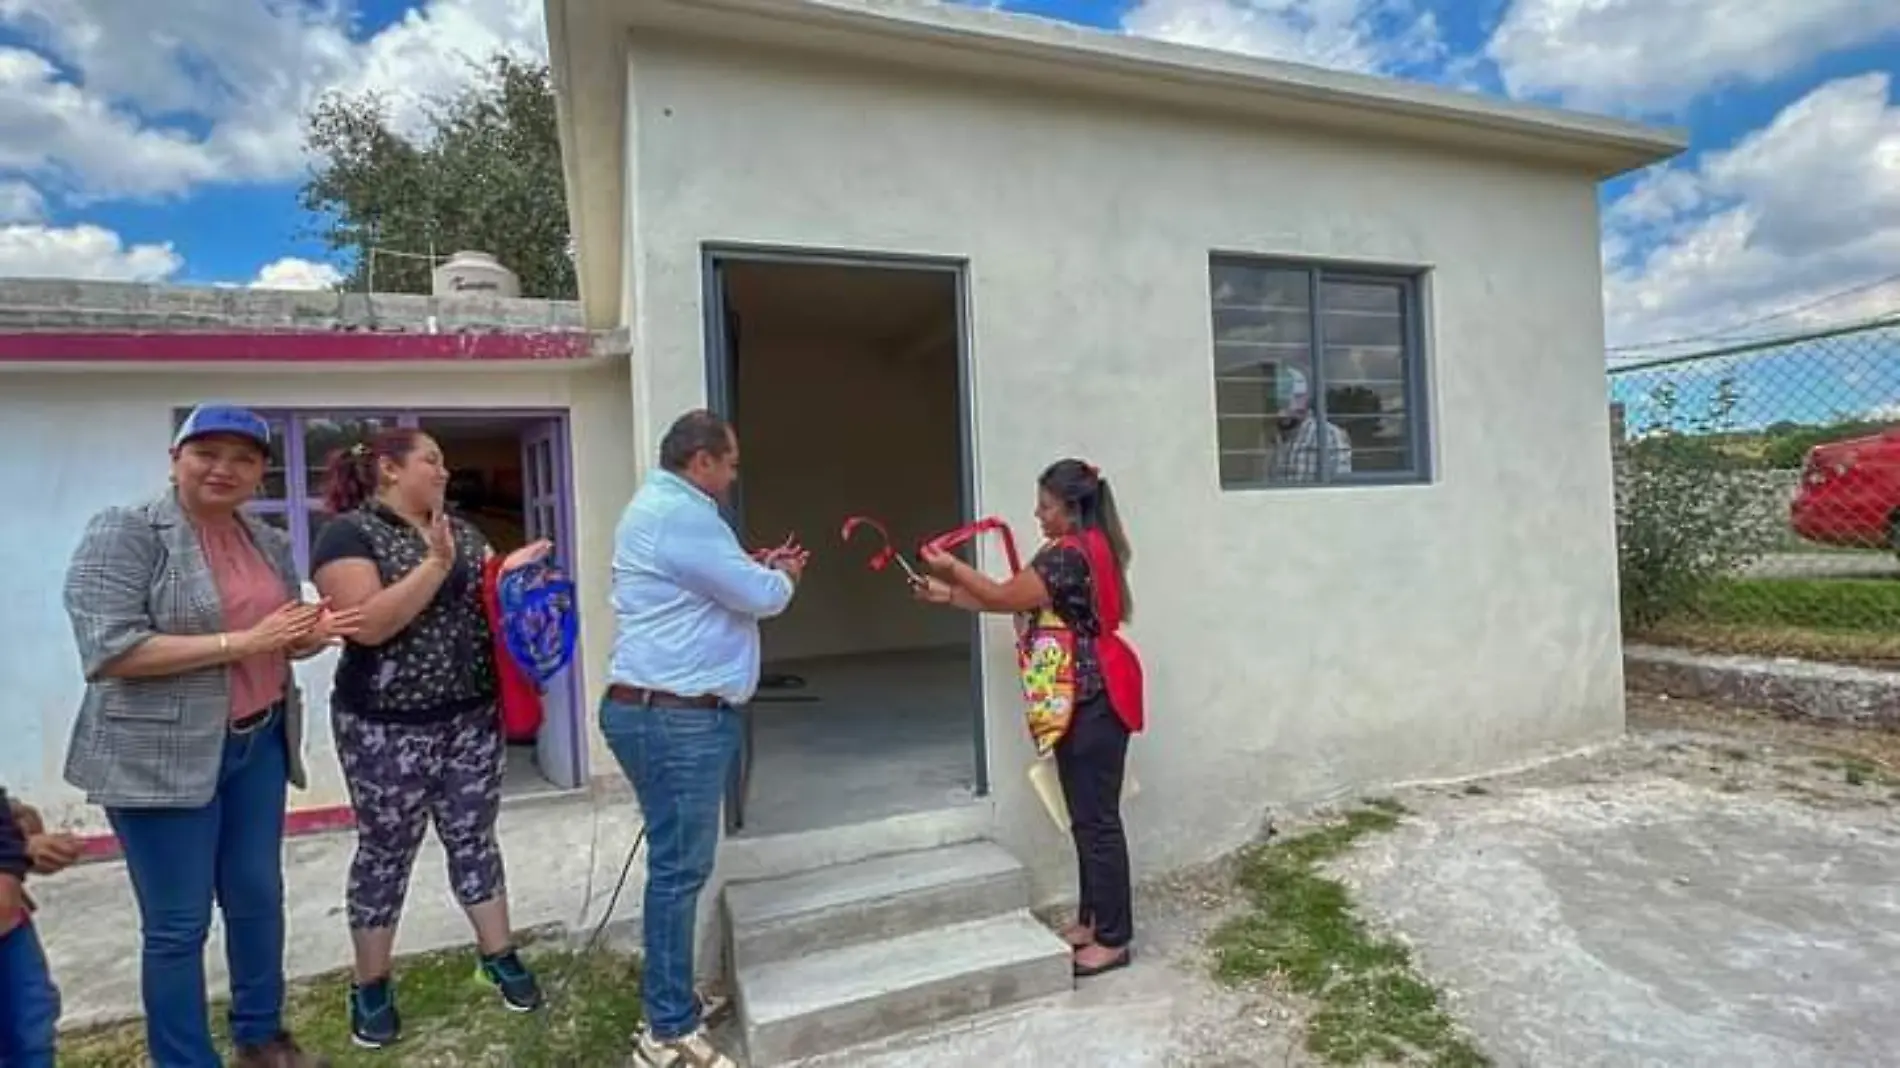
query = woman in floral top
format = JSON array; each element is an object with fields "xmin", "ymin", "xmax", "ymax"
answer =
[
  {"xmin": 311, "ymin": 429, "xmax": 550, "ymax": 1050},
  {"xmin": 914, "ymin": 459, "xmax": 1145, "ymax": 977}
]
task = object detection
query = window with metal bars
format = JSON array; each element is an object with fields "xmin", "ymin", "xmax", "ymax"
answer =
[{"xmin": 1208, "ymin": 256, "xmax": 1431, "ymax": 489}]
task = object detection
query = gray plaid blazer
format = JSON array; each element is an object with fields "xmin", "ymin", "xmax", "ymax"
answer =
[{"xmin": 61, "ymin": 491, "xmax": 309, "ymax": 809}]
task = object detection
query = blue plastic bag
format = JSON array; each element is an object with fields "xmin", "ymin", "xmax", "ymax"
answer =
[{"xmin": 497, "ymin": 560, "xmax": 579, "ymax": 686}]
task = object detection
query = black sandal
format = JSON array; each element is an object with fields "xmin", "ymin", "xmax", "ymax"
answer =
[{"xmin": 1073, "ymin": 945, "xmax": 1133, "ymax": 978}]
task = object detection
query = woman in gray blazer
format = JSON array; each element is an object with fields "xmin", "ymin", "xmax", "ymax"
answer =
[{"xmin": 61, "ymin": 405, "xmax": 359, "ymax": 1068}]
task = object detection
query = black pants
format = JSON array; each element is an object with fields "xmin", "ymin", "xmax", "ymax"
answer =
[{"xmin": 1056, "ymin": 692, "xmax": 1133, "ymax": 949}]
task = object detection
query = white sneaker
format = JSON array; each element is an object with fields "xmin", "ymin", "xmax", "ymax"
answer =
[{"xmin": 632, "ymin": 1026, "xmax": 739, "ymax": 1068}]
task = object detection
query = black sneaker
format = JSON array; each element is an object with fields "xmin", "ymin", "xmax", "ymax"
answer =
[
  {"xmin": 477, "ymin": 948, "xmax": 543, "ymax": 1012},
  {"xmin": 348, "ymin": 976, "xmax": 401, "ymax": 1049}
]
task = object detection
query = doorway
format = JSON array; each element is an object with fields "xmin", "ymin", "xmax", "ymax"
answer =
[
  {"xmin": 414, "ymin": 414, "xmax": 586, "ymax": 798},
  {"xmin": 704, "ymin": 250, "xmax": 984, "ymax": 836}
]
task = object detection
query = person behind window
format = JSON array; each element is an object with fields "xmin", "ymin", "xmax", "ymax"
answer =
[
  {"xmin": 310, "ymin": 429, "xmax": 551, "ymax": 1050},
  {"xmin": 61, "ymin": 403, "xmax": 358, "ymax": 1068},
  {"xmin": 1271, "ymin": 370, "xmax": 1352, "ymax": 484},
  {"xmin": 913, "ymin": 459, "xmax": 1145, "ymax": 978}
]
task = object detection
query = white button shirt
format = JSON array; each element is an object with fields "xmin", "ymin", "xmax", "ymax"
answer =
[{"xmin": 607, "ymin": 470, "xmax": 796, "ymax": 705}]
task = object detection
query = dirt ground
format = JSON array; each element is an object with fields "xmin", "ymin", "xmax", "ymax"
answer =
[
  {"xmin": 1129, "ymin": 690, "xmax": 1900, "ymax": 1068},
  {"xmin": 1327, "ymin": 691, "xmax": 1900, "ymax": 1068}
]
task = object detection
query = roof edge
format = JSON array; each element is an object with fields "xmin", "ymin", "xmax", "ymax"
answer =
[{"xmin": 629, "ymin": 0, "xmax": 1686, "ymax": 174}]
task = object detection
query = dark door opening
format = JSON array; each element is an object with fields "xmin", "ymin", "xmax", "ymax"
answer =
[
  {"xmin": 704, "ymin": 250, "xmax": 985, "ymax": 836},
  {"xmin": 414, "ymin": 415, "xmax": 586, "ymax": 797}
]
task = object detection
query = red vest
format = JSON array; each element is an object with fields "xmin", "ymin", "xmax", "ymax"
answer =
[{"xmin": 1064, "ymin": 529, "xmax": 1145, "ymax": 734}]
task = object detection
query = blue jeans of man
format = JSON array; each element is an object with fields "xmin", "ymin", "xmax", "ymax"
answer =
[
  {"xmin": 599, "ymin": 697, "xmax": 740, "ymax": 1042},
  {"xmin": 0, "ymin": 920, "xmax": 60, "ymax": 1068},
  {"xmin": 107, "ymin": 709, "xmax": 290, "ymax": 1068}
]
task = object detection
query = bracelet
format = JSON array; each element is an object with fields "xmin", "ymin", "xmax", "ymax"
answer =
[{"xmin": 218, "ymin": 633, "xmax": 230, "ymax": 657}]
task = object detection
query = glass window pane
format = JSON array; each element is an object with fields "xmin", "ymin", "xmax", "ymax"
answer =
[
  {"xmin": 1330, "ymin": 413, "xmax": 1413, "ymax": 473},
  {"xmin": 1212, "ymin": 266, "xmax": 1310, "ymax": 375},
  {"xmin": 1209, "ymin": 264, "xmax": 1424, "ymax": 488},
  {"xmin": 1218, "ymin": 450, "xmax": 1268, "ymax": 488},
  {"xmin": 1319, "ymin": 280, "xmax": 1405, "ymax": 348}
]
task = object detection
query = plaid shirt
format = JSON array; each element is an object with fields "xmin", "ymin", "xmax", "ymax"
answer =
[{"xmin": 61, "ymin": 491, "xmax": 308, "ymax": 809}]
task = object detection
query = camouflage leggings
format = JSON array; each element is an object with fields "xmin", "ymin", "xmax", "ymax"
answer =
[{"xmin": 335, "ymin": 703, "xmax": 507, "ymax": 931}]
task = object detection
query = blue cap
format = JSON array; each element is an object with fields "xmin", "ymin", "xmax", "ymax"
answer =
[{"xmin": 173, "ymin": 404, "xmax": 272, "ymax": 452}]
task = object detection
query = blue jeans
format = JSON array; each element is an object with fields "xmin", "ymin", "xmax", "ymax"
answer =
[
  {"xmin": 0, "ymin": 920, "xmax": 59, "ymax": 1068},
  {"xmin": 599, "ymin": 697, "xmax": 740, "ymax": 1042},
  {"xmin": 108, "ymin": 711, "xmax": 290, "ymax": 1067}
]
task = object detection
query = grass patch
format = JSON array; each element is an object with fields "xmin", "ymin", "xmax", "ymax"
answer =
[
  {"xmin": 1210, "ymin": 800, "xmax": 1488, "ymax": 1067},
  {"xmin": 1635, "ymin": 576, "xmax": 1900, "ymax": 666},
  {"xmin": 60, "ymin": 942, "xmax": 642, "ymax": 1068},
  {"xmin": 1696, "ymin": 576, "xmax": 1900, "ymax": 632},
  {"xmin": 1636, "ymin": 620, "xmax": 1900, "ymax": 667}
]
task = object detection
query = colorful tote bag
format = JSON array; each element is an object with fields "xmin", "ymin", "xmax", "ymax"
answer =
[{"xmin": 1017, "ymin": 607, "xmax": 1079, "ymax": 758}]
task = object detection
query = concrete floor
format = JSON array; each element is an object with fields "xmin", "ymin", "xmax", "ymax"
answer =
[
  {"xmin": 501, "ymin": 741, "xmax": 569, "ymax": 798},
  {"xmin": 738, "ymin": 647, "xmax": 981, "ymax": 837},
  {"xmin": 1338, "ymin": 717, "xmax": 1900, "ymax": 1068}
]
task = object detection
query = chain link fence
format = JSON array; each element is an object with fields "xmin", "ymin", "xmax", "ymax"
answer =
[{"xmin": 1607, "ymin": 316, "xmax": 1900, "ymax": 661}]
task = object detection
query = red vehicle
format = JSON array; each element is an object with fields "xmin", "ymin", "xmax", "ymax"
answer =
[{"xmin": 1790, "ymin": 430, "xmax": 1900, "ymax": 551}]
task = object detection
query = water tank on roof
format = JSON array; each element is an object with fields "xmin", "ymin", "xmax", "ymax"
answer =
[{"xmin": 432, "ymin": 250, "xmax": 519, "ymax": 298}]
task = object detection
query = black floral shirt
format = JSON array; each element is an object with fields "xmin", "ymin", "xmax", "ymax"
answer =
[
  {"xmin": 1026, "ymin": 543, "xmax": 1104, "ymax": 700},
  {"xmin": 312, "ymin": 505, "xmax": 497, "ymax": 723}
]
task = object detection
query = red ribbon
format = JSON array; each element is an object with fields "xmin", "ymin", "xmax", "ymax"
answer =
[
  {"xmin": 842, "ymin": 515, "xmax": 909, "ymax": 576},
  {"xmin": 920, "ymin": 516, "xmax": 1022, "ymax": 574}
]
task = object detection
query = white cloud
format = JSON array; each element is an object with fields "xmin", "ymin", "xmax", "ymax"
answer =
[
  {"xmin": 1603, "ymin": 73, "xmax": 1900, "ymax": 351},
  {"xmin": 1488, "ymin": 0, "xmax": 1900, "ymax": 113},
  {"xmin": 1122, "ymin": 0, "xmax": 1445, "ymax": 76},
  {"xmin": 0, "ymin": 47, "xmax": 222, "ymax": 199},
  {"xmin": 0, "ymin": 0, "xmax": 545, "ymax": 201},
  {"xmin": 0, "ymin": 179, "xmax": 43, "ymax": 222},
  {"xmin": 251, "ymin": 256, "xmax": 344, "ymax": 290},
  {"xmin": 0, "ymin": 223, "xmax": 181, "ymax": 280}
]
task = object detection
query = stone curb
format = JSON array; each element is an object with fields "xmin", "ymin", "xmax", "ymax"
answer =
[{"xmin": 1625, "ymin": 643, "xmax": 1900, "ymax": 728}]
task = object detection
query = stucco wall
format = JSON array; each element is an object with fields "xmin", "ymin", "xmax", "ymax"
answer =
[
  {"xmin": 1, "ymin": 364, "xmax": 634, "ymax": 831},
  {"xmin": 620, "ymin": 40, "xmax": 1625, "ymax": 895},
  {"xmin": 739, "ymin": 334, "xmax": 967, "ymax": 662}
]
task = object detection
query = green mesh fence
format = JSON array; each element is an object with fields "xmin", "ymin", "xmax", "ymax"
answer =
[{"xmin": 1607, "ymin": 317, "xmax": 1900, "ymax": 659}]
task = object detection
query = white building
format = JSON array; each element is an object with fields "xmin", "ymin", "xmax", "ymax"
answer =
[{"xmin": 546, "ymin": 0, "xmax": 1682, "ymax": 883}]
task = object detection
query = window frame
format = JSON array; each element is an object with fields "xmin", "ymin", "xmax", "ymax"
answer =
[{"xmin": 1207, "ymin": 254, "xmax": 1433, "ymax": 491}]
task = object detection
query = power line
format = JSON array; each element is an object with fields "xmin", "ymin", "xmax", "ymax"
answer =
[
  {"xmin": 1608, "ymin": 270, "xmax": 1900, "ymax": 355},
  {"xmin": 1605, "ymin": 311, "xmax": 1900, "ymax": 376}
]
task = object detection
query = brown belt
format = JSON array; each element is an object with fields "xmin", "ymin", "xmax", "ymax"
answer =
[{"xmin": 607, "ymin": 684, "xmax": 724, "ymax": 710}]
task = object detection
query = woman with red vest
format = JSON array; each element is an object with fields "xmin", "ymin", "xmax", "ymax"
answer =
[{"xmin": 914, "ymin": 459, "xmax": 1143, "ymax": 978}]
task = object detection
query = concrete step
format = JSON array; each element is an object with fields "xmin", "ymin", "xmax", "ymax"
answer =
[
  {"xmin": 723, "ymin": 839, "xmax": 1028, "ymax": 971},
  {"xmin": 736, "ymin": 910, "xmax": 1072, "ymax": 1067}
]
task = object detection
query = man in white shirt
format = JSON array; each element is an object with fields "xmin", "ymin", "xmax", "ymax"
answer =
[{"xmin": 602, "ymin": 409, "xmax": 805, "ymax": 1068}]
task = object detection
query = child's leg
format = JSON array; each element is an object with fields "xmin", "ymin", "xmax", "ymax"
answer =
[{"xmin": 0, "ymin": 920, "xmax": 61, "ymax": 1068}]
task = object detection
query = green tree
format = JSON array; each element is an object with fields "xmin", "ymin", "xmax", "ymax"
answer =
[
  {"xmin": 1615, "ymin": 378, "xmax": 1778, "ymax": 628},
  {"xmin": 299, "ymin": 54, "xmax": 574, "ymax": 299},
  {"xmin": 1759, "ymin": 417, "xmax": 1897, "ymax": 470}
]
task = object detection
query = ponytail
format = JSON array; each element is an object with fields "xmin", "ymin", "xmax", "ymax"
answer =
[
  {"xmin": 320, "ymin": 428, "xmax": 425, "ymax": 514},
  {"xmin": 1037, "ymin": 458, "xmax": 1135, "ymax": 622}
]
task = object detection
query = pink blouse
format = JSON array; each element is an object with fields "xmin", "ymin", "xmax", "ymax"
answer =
[{"xmin": 198, "ymin": 520, "xmax": 290, "ymax": 720}]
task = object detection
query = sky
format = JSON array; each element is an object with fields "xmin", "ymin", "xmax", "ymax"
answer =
[{"xmin": 0, "ymin": 0, "xmax": 1897, "ymax": 357}]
